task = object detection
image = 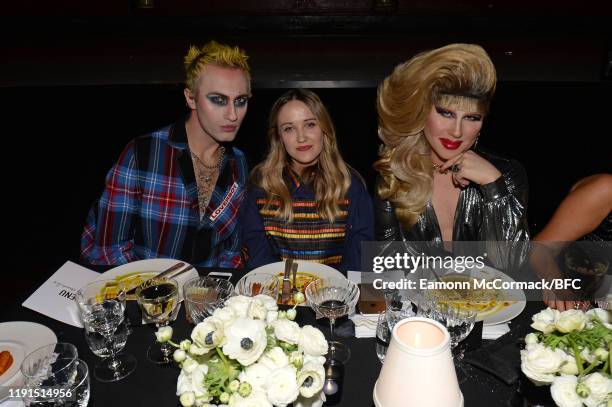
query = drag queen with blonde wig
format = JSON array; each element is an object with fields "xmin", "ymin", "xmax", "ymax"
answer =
[
  {"xmin": 240, "ymin": 89, "xmax": 373, "ymax": 273},
  {"xmin": 374, "ymin": 44, "xmax": 529, "ymax": 268}
]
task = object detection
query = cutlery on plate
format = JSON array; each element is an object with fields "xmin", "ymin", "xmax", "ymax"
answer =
[
  {"xmin": 291, "ymin": 262, "xmax": 299, "ymax": 296},
  {"xmin": 126, "ymin": 262, "xmax": 193, "ymax": 296},
  {"xmin": 281, "ymin": 258, "xmax": 294, "ymax": 303}
]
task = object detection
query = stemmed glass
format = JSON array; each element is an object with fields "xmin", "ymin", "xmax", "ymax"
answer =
[
  {"xmin": 136, "ymin": 277, "xmax": 179, "ymax": 364},
  {"xmin": 76, "ymin": 280, "xmax": 137, "ymax": 382},
  {"xmin": 418, "ymin": 297, "xmax": 477, "ymax": 382},
  {"xmin": 305, "ymin": 277, "xmax": 360, "ymax": 365}
]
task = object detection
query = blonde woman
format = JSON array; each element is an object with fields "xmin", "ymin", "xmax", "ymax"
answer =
[
  {"xmin": 240, "ymin": 89, "xmax": 373, "ymax": 273},
  {"xmin": 374, "ymin": 44, "xmax": 529, "ymax": 267},
  {"xmin": 81, "ymin": 40, "xmax": 250, "ymax": 268}
]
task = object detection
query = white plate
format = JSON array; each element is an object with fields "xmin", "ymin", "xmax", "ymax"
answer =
[
  {"xmin": 465, "ymin": 266, "xmax": 526, "ymax": 326},
  {"xmin": 0, "ymin": 322, "xmax": 57, "ymax": 401},
  {"xmin": 102, "ymin": 258, "xmax": 199, "ymax": 302},
  {"xmin": 239, "ymin": 260, "xmax": 345, "ymax": 305}
]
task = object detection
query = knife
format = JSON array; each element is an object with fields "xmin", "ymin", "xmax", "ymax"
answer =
[{"xmin": 281, "ymin": 258, "xmax": 294, "ymax": 303}]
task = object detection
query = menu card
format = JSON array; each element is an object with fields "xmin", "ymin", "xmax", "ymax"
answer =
[{"xmin": 22, "ymin": 261, "xmax": 100, "ymax": 328}]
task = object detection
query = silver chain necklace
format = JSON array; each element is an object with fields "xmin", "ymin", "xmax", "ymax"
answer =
[{"xmin": 191, "ymin": 146, "xmax": 225, "ymax": 216}]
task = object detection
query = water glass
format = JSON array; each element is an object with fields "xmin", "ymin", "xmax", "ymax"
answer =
[
  {"xmin": 418, "ymin": 299, "xmax": 476, "ymax": 349},
  {"xmin": 234, "ymin": 273, "xmax": 279, "ymax": 299},
  {"xmin": 375, "ymin": 311, "xmax": 390, "ymax": 364},
  {"xmin": 384, "ymin": 291, "xmax": 416, "ymax": 330},
  {"xmin": 84, "ymin": 319, "xmax": 129, "ymax": 358},
  {"xmin": 183, "ymin": 276, "xmax": 234, "ymax": 324},
  {"xmin": 21, "ymin": 343, "xmax": 78, "ymax": 388}
]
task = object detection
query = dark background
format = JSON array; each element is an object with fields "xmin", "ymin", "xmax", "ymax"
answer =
[{"xmin": 2, "ymin": 0, "xmax": 611, "ymax": 303}]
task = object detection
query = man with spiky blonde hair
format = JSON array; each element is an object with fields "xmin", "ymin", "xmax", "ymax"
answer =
[{"xmin": 82, "ymin": 40, "xmax": 251, "ymax": 268}]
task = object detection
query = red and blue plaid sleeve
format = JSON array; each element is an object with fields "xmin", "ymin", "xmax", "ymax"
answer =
[{"xmin": 81, "ymin": 140, "xmax": 141, "ymax": 265}]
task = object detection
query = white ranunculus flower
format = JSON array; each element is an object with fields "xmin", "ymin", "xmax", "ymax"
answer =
[
  {"xmin": 586, "ymin": 308, "xmax": 612, "ymax": 329},
  {"xmin": 177, "ymin": 363, "xmax": 209, "ymax": 398},
  {"xmin": 226, "ymin": 296, "xmax": 253, "ymax": 318},
  {"xmin": 265, "ymin": 366, "xmax": 300, "ymax": 407},
  {"xmin": 155, "ymin": 326, "xmax": 173, "ymax": 342},
  {"xmin": 259, "ymin": 347, "xmax": 290, "ymax": 370},
  {"xmin": 520, "ymin": 343, "xmax": 566, "ymax": 385},
  {"xmin": 293, "ymin": 391, "xmax": 325, "ymax": 407},
  {"xmin": 266, "ymin": 311, "xmax": 278, "ymax": 324},
  {"xmin": 223, "ymin": 317, "xmax": 267, "ymax": 366},
  {"xmin": 559, "ymin": 354, "xmax": 579, "ymax": 376},
  {"xmin": 299, "ymin": 326, "xmax": 328, "ymax": 357},
  {"xmin": 531, "ymin": 308, "xmax": 560, "ymax": 334},
  {"xmin": 297, "ymin": 362, "xmax": 325, "ymax": 398},
  {"xmin": 253, "ymin": 294, "xmax": 278, "ymax": 312},
  {"xmin": 551, "ymin": 375, "xmax": 582, "ymax": 407},
  {"xmin": 303, "ymin": 355, "xmax": 326, "ymax": 367},
  {"xmin": 179, "ymin": 391, "xmax": 196, "ymax": 407},
  {"xmin": 229, "ymin": 389, "xmax": 273, "ymax": 407},
  {"xmin": 274, "ymin": 319, "xmax": 301, "ymax": 345},
  {"xmin": 213, "ymin": 306, "xmax": 237, "ymax": 329},
  {"xmin": 239, "ymin": 362, "xmax": 272, "ymax": 391},
  {"xmin": 174, "ymin": 349, "xmax": 187, "ymax": 363},
  {"xmin": 524, "ymin": 333, "xmax": 539, "ymax": 345},
  {"xmin": 248, "ymin": 298, "xmax": 269, "ymax": 320},
  {"xmin": 581, "ymin": 373, "xmax": 612, "ymax": 407},
  {"xmin": 191, "ymin": 317, "xmax": 225, "ymax": 353},
  {"xmin": 555, "ymin": 309, "xmax": 588, "ymax": 333}
]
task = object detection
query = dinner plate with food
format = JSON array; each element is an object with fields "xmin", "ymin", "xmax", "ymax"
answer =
[
  {"xmin": 238, "ymin": 260, "xmax": 345, "ymax": 306},
  {"xmin": 0, "ymin": 321, "xmax": 57, "ymax": 402},
  {"xmin": 431, "ymin": 266, "xmax": 526, "ymax": 326},
  {"xmin": 101, "ymin": 258, "xmax": 198, "ymax": 301}
]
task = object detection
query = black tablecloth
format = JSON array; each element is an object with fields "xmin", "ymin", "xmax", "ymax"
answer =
[{"xmin": 1, "ymin": 265, "xmax": 548, "ymax": 407}]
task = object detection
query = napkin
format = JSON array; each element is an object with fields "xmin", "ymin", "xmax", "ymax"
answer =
[
  {"xmin": 350, "ymin": 313, "xmax": 379, "ymax": 338},
  {"xmin": 482, "ymin": 323, "xmax": 510, "ymax": 340}
]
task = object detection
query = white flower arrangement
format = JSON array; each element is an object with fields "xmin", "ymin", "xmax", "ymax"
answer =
[
  {"xmin": 157, "ymin": 293, "xmax": 327, "ymax": 407},
  {"xmin": 521, "ymin": 307, "xmax": 612, "ymax": 407}
]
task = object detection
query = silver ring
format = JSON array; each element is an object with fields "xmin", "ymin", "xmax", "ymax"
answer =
[{"xmin": 451, "ymin": 164, "xmax": 461, "ymax": 173}]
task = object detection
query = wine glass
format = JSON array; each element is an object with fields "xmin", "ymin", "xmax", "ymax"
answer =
[
  {"xmin": 136, "ymin": 277, "xmax": 179, "ymax": 364},
  {"xmin": 305, "ymin": 277, "xmax": 360, "ymax": 365},
  {"xmin": 76, "ymin": 280, "xmax": 137, "ymax": 382}
]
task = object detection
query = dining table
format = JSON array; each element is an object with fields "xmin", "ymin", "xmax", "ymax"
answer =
[{"xmin": 1, "ymin": 262, "xmax": 552, "ymax": 407}]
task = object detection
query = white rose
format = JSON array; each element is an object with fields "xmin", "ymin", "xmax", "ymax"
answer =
[
  {"xmin": 182, "ymin": 358, "xmax": 200, "ymax": 375},
  {"xmin": 155, "ymin": 326, "xmax": 173, "ymax": 342},
  {"xmin": 192, "ymin": 317, "xmax": 225, "ymax": 353},
  {"xmin": 582, "ymin": 373, "xmax": 612, "ymax": 407},
  {"xmin": 274, "ymin": 319, "xmax": 301, "ymax": 345},
  {"xmin": 265, "ymin": 366, "xmax": 300, "ymax": 407},
  {"xmin": 297, "ymin": 362, "xmax": 325, "ymax": 398},
  {"xmin": 586, "ymin": 308, "xmax": 612, "ymax": 329},
  {"xmin": 239, "ymin": 362, "xmax": 272, "ymax": 390},
  {"xmin": 259, "ymin": 347, "xmax": 290, "ymax": 370},
  {"xmin": 293, "ymin": 391, "xmax": 325, "ymax": 407},
  {"xmin": 559, "ymin": 354, "xmax": 579, "ymax": 376},
  {"xmin": 223, "ymin": 317, "xmax": 267, "ymax": 366},
  {"xmin": 299, "ymin": 326, "xmax": 328, "ymax": 357},
  {"xmin": 551, "ymin": 376, "xmax": 582, "ymax": 407},
  {"xmin": 266, "ymin": 311, "xmax": 279, "ymax": 324},
  {"xmin": 303, "ymin": 355, "xmax": 326, "ymax": 367},
  {"xmin": 248, "ymin": 298, "xmax": 269, "ymax": 320},
  {"xmin": 556, "ymin": 309, "xmax": 588, "ymax": 333},
  {"xmin": 524, "ymin": 333, "xmax": 539, "ymax": 345},
  {"xmin": 177, "ymin": 364, "xmax": 209, "ymax": 397},
  {"xmin": 229, "ymin": 389, "xmax": 272, "ymax": 407},
  {"xmin": 520, "ymin": 343, "xmax": 566, "ymax": 385},
  {"xmin": 253, "ymin": 294, "xmax": 278, "ymax": 312},
  {"xmin": 531, "ymin": 308, "xmax": 560, "ymax": 334},
  {"xmin": 213, "ymin": 306, "xmax": 237, "ymax": 329},
  {"xmin": 174, "ymin": 349, "xmax": 187, "ymax": 363},
  {"xmin": 226, "ymin": 296, "xmax": 253, "ymax": 318},
  {"xmin": 180, "ymin": 392, "xmax": 196, "ymax": 407}
]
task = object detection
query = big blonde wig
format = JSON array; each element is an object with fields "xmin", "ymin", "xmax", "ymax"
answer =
[
  {"xmin": 184, "ymin": 40, "xmax": 251, "ymax": 93},
  {"xmin": 375, "ymin": 43, "xmax": 497, "ymax": 228},
  {"xmin": 252, "ymin": 89, "xmax": 352, "ymax": 223}
]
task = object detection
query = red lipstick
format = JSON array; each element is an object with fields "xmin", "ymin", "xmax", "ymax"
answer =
[{"xmin": 440, "ymin": 138, "xmax": 462, "ymax": 150}]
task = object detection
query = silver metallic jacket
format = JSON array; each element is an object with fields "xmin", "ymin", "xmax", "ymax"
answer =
[{"xmin": 374, "ymin": 149, "xmax": 530, "ymax": 270}]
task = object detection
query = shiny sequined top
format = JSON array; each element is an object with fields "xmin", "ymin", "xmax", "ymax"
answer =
[{"xmin": 374, "ymin": 148, "xmax": 530, "ymax": 269}]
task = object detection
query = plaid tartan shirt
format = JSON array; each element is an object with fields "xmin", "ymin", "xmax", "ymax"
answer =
[{"xmin": 81, "ymin": 119, "xmax": 247, "ymax": 268}]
